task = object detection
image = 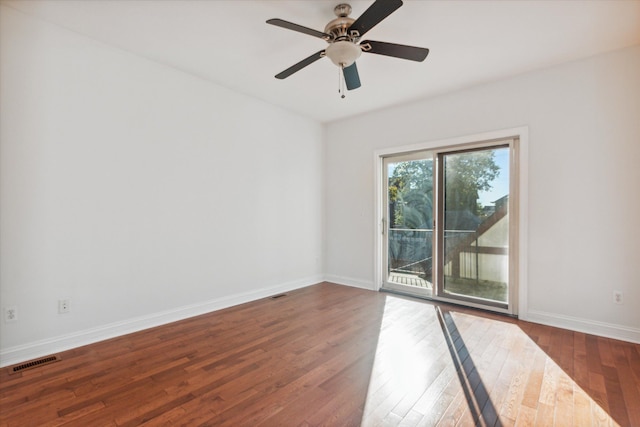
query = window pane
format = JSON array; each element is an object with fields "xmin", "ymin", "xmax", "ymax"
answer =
[
  {"xmin": 387, "ymin": 158, "xmax": 434, "ymax": 291},
  {"xmin": 442, "ymin": 147, "xmax": 510, "ymax": 303}
]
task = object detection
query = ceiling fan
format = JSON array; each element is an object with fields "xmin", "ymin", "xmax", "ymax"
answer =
[{"xmin": 267, "ymin": 0, "xmax": 429, "ymax": 94}]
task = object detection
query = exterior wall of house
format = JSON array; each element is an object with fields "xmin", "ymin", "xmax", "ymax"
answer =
[
  {"xmin": 477, "ymin": 215, "xmax": 508, "ymax": 248},
  {"xmin": 448, "ymin": 214, "xmax": 509, "ymax": 284},
  {"xmin": 0, "ymin": 6, "xmax": 324, "ymax": 365},
  {"xmin": 325, "ymin": 45, "xmax": 640, "ymax": 342}
]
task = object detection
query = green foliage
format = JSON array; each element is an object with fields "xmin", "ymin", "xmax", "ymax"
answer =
[
  {"xmin": 389, "ymin": 159, "xmax": 433, "ymax": 229},
  {"xmin": 444, "ymin": 151, "xmax": 499, "ymax": 215},
  {"xmin": 388, "ymin": 151, "xmax": 500, "ymax": 229},
  {"xmin": 388, "ymin": 185, "xmax": 398, "ymax": 202}
]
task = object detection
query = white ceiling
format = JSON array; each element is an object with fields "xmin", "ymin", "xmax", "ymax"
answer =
[{"xmin": 3, "ymin": 0, "xmax": 640, "ymax": 123}]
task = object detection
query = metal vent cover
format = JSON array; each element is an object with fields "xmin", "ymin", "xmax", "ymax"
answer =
[{"xmin": 10, "ymin": 355, "xmax": 61, "ymax": 374}]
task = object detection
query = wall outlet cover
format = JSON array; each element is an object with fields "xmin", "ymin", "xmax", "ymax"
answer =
[{"xmin": 4, "ymin": 306, "xmax": 18, "ymax": 323}]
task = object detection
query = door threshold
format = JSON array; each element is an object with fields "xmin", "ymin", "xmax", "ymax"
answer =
[{"xmin": 379, "ymin": 287, "xmax": 518, "ymax": 319}]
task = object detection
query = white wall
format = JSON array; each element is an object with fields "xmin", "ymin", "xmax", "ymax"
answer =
[
  {"xmin": 2, "ymin": 5, "xmax": 638, "ymax": 368},
  {"xmin": 0, "ymin": 6, "xmax": 324, "ymax": 365},
  {"xmin": 325, "ymin": 45, "xmax": 640, "ymax": 343}
]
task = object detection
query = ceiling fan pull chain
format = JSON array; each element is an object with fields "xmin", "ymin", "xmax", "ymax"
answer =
[{"xmin": 340, "ymin": 65, "xmax": 346, "ymax": 99}]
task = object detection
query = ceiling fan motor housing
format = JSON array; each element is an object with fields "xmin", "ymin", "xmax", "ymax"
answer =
[{"xmin": 323, "ymin": 3, "xmax": 361, "ymax": 67}]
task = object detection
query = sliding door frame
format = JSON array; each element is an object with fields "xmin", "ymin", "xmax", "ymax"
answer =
[
  {"xmin": 435, "ymin": 141, "xmax": 516, "ymax": 312},
  {"xmin": 374, "ymin": 127, "xmax": 528, "ymax": 316}
]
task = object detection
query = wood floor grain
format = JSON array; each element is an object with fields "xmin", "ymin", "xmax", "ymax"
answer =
[{"xmin": 1, "ymin": 283, "xmax": 638, "ymax": 426}]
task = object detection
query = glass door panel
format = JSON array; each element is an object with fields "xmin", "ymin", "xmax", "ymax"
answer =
[
  {"xmin": 440, "ymin": 146, "xmax": 510, "ymax": 307},
  {"xmin": 383, "ymin": 153, "xmax": 434, "ymax": 297}
]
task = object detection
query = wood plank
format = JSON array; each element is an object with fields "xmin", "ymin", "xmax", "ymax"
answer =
[
  {"xmin": 513, "ymin": 404, "xmax": 536, "ymax": 427},
  {"xmin": 574, "ymin": 387, "xmax": 594, "ymax": 427},
  {"xmin": 601, "ymin": 365, "xmax": 630, "ymax": 426},
  {"xmin": 554, "ymin": 369, "xmax": 575, "ymax": 426},
  {"xmin": 610, "ymin": 341, "xmax": 640, "ymax": 427},
  {"xmin": 520, "ymin": 350, "xmax": 547, "ymax": 409}
]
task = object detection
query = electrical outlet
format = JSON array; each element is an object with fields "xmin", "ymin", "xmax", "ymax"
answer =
[
  {"xmin": 613, "ymin": 290, "xmax": 623, "ymax": 305},
  {"xmin": 4, "ymin": 306, "xmax": 17, "ymax": 323},
  {"xmin": 58, "ymin": 299, "xmax": 70, "ymax": 314}
]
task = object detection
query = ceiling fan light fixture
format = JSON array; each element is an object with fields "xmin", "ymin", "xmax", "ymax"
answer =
[{"xmin": 325, "ymin": 41, "xmax": 361, "ymax": 67}]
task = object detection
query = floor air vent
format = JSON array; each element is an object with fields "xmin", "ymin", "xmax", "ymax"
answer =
[
  {"xmin": 270, "ymin": 293, "xmax": 287, "ymax": 299},
  {"xmin": 10, "ymin": 355, "xmax": 60, "ymax": 374}
]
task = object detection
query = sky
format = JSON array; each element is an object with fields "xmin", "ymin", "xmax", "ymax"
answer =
[{"xmin": 477, "ymin": 147, "xmax": 510, "ymax": 207}]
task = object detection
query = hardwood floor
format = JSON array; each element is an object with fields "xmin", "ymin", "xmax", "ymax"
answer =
[{"xmin": 1, "ymin": 283, "xmax": 639, "ymax": 426}]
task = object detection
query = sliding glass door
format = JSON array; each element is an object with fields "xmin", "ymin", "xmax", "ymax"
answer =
[{"xmin": 382, "ymin": 139, "xmax": 517, "ymax": 313}]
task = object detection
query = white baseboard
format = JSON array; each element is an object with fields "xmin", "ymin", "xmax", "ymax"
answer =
[
  {"xmin": 521, "ymin": 309, "xmax": 640, "ymax": 344},
  {"xmin": 326, "ymin": 276, "xmax": 640, "ymax": 345},
  {"xmin": 0, "ymin": 276, "xmax": 322, "ymax": 368},
  {"xmin": 324, "ymin": 274, "xmax": 376, "ymax": 291}
]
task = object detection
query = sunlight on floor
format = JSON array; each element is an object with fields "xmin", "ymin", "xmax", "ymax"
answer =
[{"xmin": 361, "ymin": 296, "xmax": 620, "ymax": 426}]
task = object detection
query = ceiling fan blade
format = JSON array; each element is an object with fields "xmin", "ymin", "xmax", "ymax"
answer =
[
  {"xmin": 360, "ymin": 40, "xmax": 429, "ymax": 62},
  {"xmin": 267, "ymin": 19, "xmax": 332, "ymax": 40},
  {"xmin": 348, "ymin": 0, "xmax": 403, "ymax": 38},
  {"xmin": 275, "ymin": 50, "xmax": 326, "ymax": 80},
  {"xmin": 343, "ymin": 63, "xmax": 361, "ymax": 90}
]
